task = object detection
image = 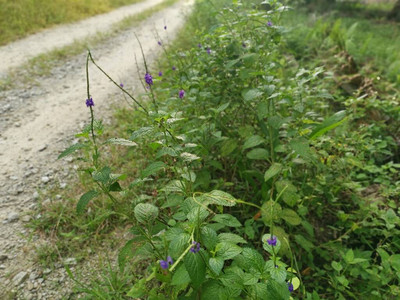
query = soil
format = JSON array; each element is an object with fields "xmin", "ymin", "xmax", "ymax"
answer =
[{"xmin": 0, "ymin": 0, "xmax": 194, "ymax": 298}]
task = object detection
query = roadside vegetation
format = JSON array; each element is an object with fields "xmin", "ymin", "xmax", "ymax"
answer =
[
  {"xmin": 0, "ymin": 0, "xmax": 144, "ymax": 45},
  {"xmin": 31, "ymin": 0, "xmax": 399, "ymax": 299}
]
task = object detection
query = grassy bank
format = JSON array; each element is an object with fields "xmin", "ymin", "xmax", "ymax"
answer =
[
  {"xmin": 34, "ymin": 0, "xmax": 400, "ymax": 299},
  {"xmin": 0, "ymin": 0, "xmax": 144, "ymax": 45}
]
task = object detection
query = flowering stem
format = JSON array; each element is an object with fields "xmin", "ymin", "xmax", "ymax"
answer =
[
  {"xmin": 168, "ymin": 230, "xmax": 195, "ymax": 272},
  {"xmin": 85, "ymin": 52, "xmax": 99, "ymax": 168}
]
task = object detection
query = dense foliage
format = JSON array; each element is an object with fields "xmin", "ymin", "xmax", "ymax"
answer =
[{"xmin": 60, "ymin": 0, "xmax": 400, "ymax": 299}]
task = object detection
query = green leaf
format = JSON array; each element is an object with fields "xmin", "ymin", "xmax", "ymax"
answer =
[
  {"xmin": 294, "ymin": 234, "xmax": 314, "ymax": 253},
  {"xmin": 169, "ymin": 233, "xmax": 190, "ymax": 258},
  {"xmin": 310, "ymin": 111, "xmax": 346, "ymax": 140},
  {"xmin": 216, "ymin": 242, "xmax": 243, "ymax": 260},
  {"xmin": 220, "ymin": 139, "xmax": 238, "ymax": 157},
  {"xmin": 241, "ymin": 248, "xmax": 265, "ymax": 273},
  {"xmin": 243, "ymin": 135, "xmax": 265, "ymax": 150},
  {"xmin": 171, "ymin": 264, "xmax": 191, "ymax": 286},
  {"xmin": 184, "ymin": 251, "xmax": 206, "ymax": 288},
  {"xmin": 134, "ymin": 203, "xmax": 159, "ymax": 224},
  {"xmin": 242, "ymin": 88, "xmax": 263, "ymax": 101},
  {"xmin": 130, "ymin": 126, "xmax": 154, "ymax": 140},
  {"xmin": 344, "ymin": 249, "xmax": 354, "ymax": 263},
  {"xmin": 58, "ymin": 143, "xmax": 86, "ymax": 159},
  {"xmin": 76, "ymin": 190, "xmax": 98, "ymax": 214},
  {"xmin": 201, "ymin": 190, "xmax": 237, "ymax": 207},
  {"xmin": 218, "ymin": 233, "xmax": 247, "ymax": 244},
  {"xmin": 261, "ymin": 200, "xmax": 282, "ymax": 224},
  {"xmin": 264, "ymin": 163, "xmax": 283, "ymax": 182},
  {"xmin": 389, "ymin": 254, "xmax": 400, "ymax": 272},
  {"xmin": 281, "ymin": 209, "xmax": 302, "ymax": 225},
  {"xmin": 118, "ymin": 239, "xmax": 135, "ymax": 271},
  {"xmin": 141, "ymin": 161, "xmax": 166, "ymax": 178},
  {"xmin": 127, "ymin": 279, "xmax": 146, "ymax": 298},
  {"xmin": 109, "ymin": 181, "xmax": 122, "ymax": 192},
  {"xmin": 92, "ymin": 166, "xmax": 111, "ymax": 184},
  {"xmin": 180, "ymin": 152, "xmax": 200, "ymax": 162},
  {"xmin": 209, "ymin": 257, "xmax": 224, "ymax": 275},
  {"xmin": 201, "ymin": 227, "xmax": 218, "ymax": 250},
  {"xmin": 246, "ymin": 148, "xmax": 269, "ymax": 160},
  {"xmin": 265, "ymin": 280, "xmax": 291, "ymax": 300},
  {"xmin": 213, "ymin": 214, "xmax": 242, "ymax": 227},
  {"xmin": 275, "ymin": 181, "xmax": 300, "ymax": 207},
  {"xmin": 270, "ymin": 267, "xmax": 287, "ymax": 283},
  {"xmin": 105, "ymin": 138, "xmax": 137, "ymax": 146},
  {"xmin": 331, "ymin": 261, "xmax": 343, "ymax": 272},
  {"xmin": 289, "ymin": 138, "xmax": 315, "ymax": 162}
]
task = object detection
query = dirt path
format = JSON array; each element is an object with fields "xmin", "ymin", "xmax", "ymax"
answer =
[
  {"xmin": 0, "ymin": 0, "xmax": 167, "ymax": 76},
  {"xmin": 0, "ymin": 0, "xmax": 194, "ymax": 298}
]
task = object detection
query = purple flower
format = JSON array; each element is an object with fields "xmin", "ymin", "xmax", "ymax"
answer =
[
  {"xmin": 207, "ymin": 48, "xmax": 211, "ymax": 55},
  {"xmin": 267, "ymin": 235, "xmax": 277, "ymax": 246},
  {"xmin": 158, "ymin": 71, "xmax": 163, "ymax": 77},
  {"xmin": 85, "ymin": 98, "xmax": 94, "ymax": 107},
  {"xmin": 172, "ymin": 66, "xmax": 176, "ymax": 71},
  {"xmin": 164, "ymin": 25, "xmax": 167, "ymax": 30},
  {"xmin": 159, "ymin": 256, "xmax": 173, "ymax": 269},
  {"xmin": 119, "ymin": 83, "xmax": 124, "ymax": 88},
  {"xmin": 167, "ymin": 256, "xmax": 173, "ymax": 265},
  {"xmin": 190, "ymin": 241, "xmax": 200, "ymax": 253},
  {"xmin": 287, "ymin": 282, "xmax": 294, "ymax": 293},
  {"xmin": 144, "ymin": 73, "xmax": 153, "ymax": 86},
  {"xmin": 179, "ymin": 89, "xmax": 185, "ymax": 99},
  {"xmin": 267, "ymin": 21, "xmax": 273, "ymax": 27},
  {"xmin": 158, "ymin": 41, "xmax": 162, "ymax": 46},
  {"xmin": 198, "ymin": 43, "xmax": 202, "ymax": 48},
  {"xmin": 160, "ymin": 260, "xmax": 168, "ymax": 269}
]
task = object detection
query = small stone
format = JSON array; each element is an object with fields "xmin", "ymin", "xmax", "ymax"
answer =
[
  {"xmin": 13, "ymin": 271, "xmax": 28, "ymax": 285},
  {"xmin": 7, "ymin": 212, "xmax": 19, "ymax": 222},
  {"xmin": 21, "ymin": 215, "xmax": 31, "ymax": 222},
  {"xmin": 59, "ymin": 182, "xmax": 67, "ymax": 189},
  {"xmin": 64, "ymin": 257, "xmax": 77, "ymax": 265},
  {"xmin": 27, "ymin": 281, "xmax": 34, "ymax": 290},
  {"xmin": 0, "ymin": 264, "xmax": 6, "ymax": 269},
  {"xmin": 29, "ymin": 272, "xmax": 39, "ymax": 280},
  {"xmin": 38, "ymin": 278, "xmax": 44, "ymax": 284},
  {"xmin": 43, "ymin": 268, "xmax": 52, "ymax": 275},
  {"xmin": 38, "ymin": 145, "xmax": 47, "ymax": 152},
  {"xmin": 41, "ymin": 176, "xmax": 50, "ymax": 183}
]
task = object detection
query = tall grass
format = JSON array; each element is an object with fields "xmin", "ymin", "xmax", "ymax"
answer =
[{"xmin": 0, "ymin": 0, "xmax": 143, "ymax": 45}]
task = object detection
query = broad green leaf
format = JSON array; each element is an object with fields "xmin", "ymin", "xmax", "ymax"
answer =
[
  {"xmin": 310, "ymin": 111, "xmax": 346, "ymax": 140},
  {"xmin": 134, "ymin": 203, "xmax": 159, "ymax": 224},
  {"xmin": 169, "ymin": 233, "xmax": 190, "ymax": 258},
  {"xmin": 171, "ymin": 264, "xmax": 191, "ymax": 286},
  {"xmin": 389, "ymin": 254, "xmax": 400, "ymax": 272},
  {"xmin": 92, "ymin": 166, "xmax": 111, "ymax": 184},
  {"xmin": 243, "ymin": 273, "xmax": 259, "ymax": 285},
  {"xmin": 77, "ymin": 190, "xmax": 98, "ymax": 214},
  {"xmin": 187, "ymin": 206, "xmax": 209, "ymax": 224},
  {"xmin": 265, "ymin": 279, "xmax": 291, "ymax": 300},
  {"xmin": 184, "ymin": 251, "xmax": 206, "ymax": 288},
  {"xmin": 209, "ymin": 257, "xmax": 224, "ymax": 275},
  {"xmin": 109, "ymin": 181, "xmax": 122, "ymax": 192},
  {"xmin": 180, "ymin": 152, "xmax": 201, "ymax": 162},
  {"xmin": 281, "ymin": 208, "xmax": 302, "ymax": 225},
  {"xmin": 241, "ymin": 248, "xmax": 265, "ymax": 273},
  {"xmin": 58, "ymin": 143, "xmax": 86, "ymax": 159},
  {"xmin": 130, "ymin": 126, "xmax": 154, "ymax": 140},
  {"xmin": 213, "ymin": 214, "xmax": 242, "ymax": 227},
  {"xmin": 261, "ymin": 200, "xmax": 282, "ymax": 224},
  {"xmin": 344, "ymin": 249, "xmax": 354, "ymax": 263},
  {"xmin": 289, "ymin": 138, "xmax": 315, "ymax": 162},
  {"xmin": 275, "ymin": 181, "xmax": 300, "ymax": 207},
  {"xmin": 291, "ymin": 277, "xmax": 300, "ymax": 290},
  {"xmin": 201, "ymin": 190, "xmax": 237, "ymax": 207},
  {"xmin": 141, "ymin": 161, "xmax": 166, "ymax": 178},
  {"xmin": 127, "ymin": 279, "xmax": 146, "ymax": 298},
  {"xmin": 118, "ymin": 239, "xmax": 135, "ymax": 270},
  {"xmin": 331, "ymin": 261, "xmax": 343, "ymax": 272},
  {"xmin": 201, "ymin": 226, "xmax": 218, "ymax": 250},
  {"xmin": 105, "ymin": 138, "xmax": 137, "ymax": 146},
  {"xmin": 220, "ymin": 139, "xmax": 238, "ymax": 156},
  {"xmin": 242, "ymin": 88, "xmax": 263, "ymax": 101},
  {"xmin": 218, "ymin": 233, "xmax": 247, "ymax": 244},
  {"xmin": 246, "ymin": 148, "xmax": 269, "ymax": 160},
  {"xmin": 243, "ymin": 135, "xmax": 265, "ymax": 150},
  {"xmin": 216, "ymin": 242, "xmax": 243, "ymax": 260},
  {"xmin": 264, "ymin": 163, "xmax": 283, "ymax": 182},
  {"xmin": 270, "ymin": 267, "xmax": 287, "ymax": 283}
]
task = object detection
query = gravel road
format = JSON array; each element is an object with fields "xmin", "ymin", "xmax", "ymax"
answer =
[{"xmin": 0, "ymin": 0, "xmax": 194, "ymax": 298}]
